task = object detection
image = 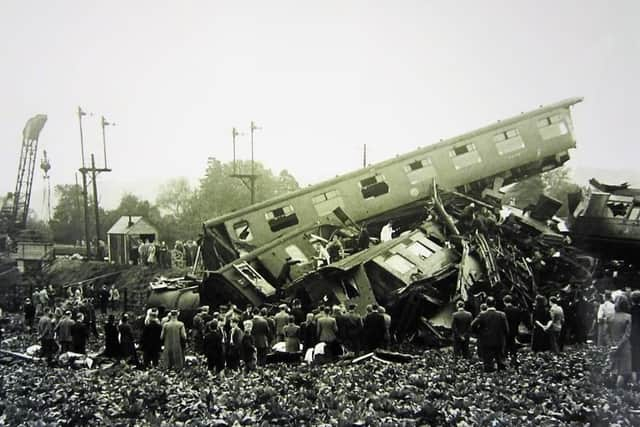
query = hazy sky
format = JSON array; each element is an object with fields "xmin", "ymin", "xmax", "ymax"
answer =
[{"xmin": 1, "ymin": 1, "xmax": 639, "ymax": 218}]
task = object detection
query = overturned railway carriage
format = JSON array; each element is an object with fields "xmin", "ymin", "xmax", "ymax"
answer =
[{"xmin": 193, "ymin": 98, "xmax": 582, "ymax": 309}]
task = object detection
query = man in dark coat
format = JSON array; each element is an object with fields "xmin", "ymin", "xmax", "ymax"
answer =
[
  {"xmin": 119, "ymin": 313, "xmax": 138, "ymax": 365},
  {"xmin": 451, "ymin": 300, "xmax": 473, "ymax": 359},
  {"xmin": 71, "ymin": 313, "xmax": 89, "ymax": 354},
  {"xmin": 363, "ymin": 304, "xmax": 386, "ymax": 352},
  {"xmin": 471, "ymin": 296, "xmax": 509, "ymax": 372},
  {"xmin": 204, "ymin": 319, "xmax": 225, "ymax": 374},
  {"xmin": 502, "ymin": 295, "xmax": 525, "ymax": 367},
  {"xmin": 99, "ymin": 286, "xmax": 109, "ymax": 315},
  {"xmin": 141, "ymin": 309, "xmax": 163, "ymax": 368},
  {"xmin": 343, "ymin": 303, "xmax": 363, "ymax": 355},
  {"xmin": 226, "ymin": 319, "xmax": 244, "ymax": 371},
  {"xmin": 251, "ymin": 310, "xmax": 271, "ymax": 366},
  {"xmin": 23, "ymin": 298, "xmax": 36, "ymax": 331},
  {"xmin": 56, "ymin": 310, "xmax": 75, "ymax": 353},
  {"xmin": 102, "ymin": 314, "xmax": 120, "ymax": 358},
  {"xmin": 317, "ymin": 306, "xmax": 340, "ymax": 357}
]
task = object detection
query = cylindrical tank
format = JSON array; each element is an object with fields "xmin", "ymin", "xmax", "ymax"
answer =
[{"xmin": 147, "ymin": 286, "xmax": 200, "ymax": 326}]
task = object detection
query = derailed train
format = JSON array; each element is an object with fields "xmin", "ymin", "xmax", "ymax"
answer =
[{"xmin": 150, "ymin": 97, "xmax": 584, "ymax": 326}]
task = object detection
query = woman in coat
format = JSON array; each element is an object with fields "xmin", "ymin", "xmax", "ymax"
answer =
[
  {"xmin": 103, "ymin": 314, "xmax": 120, "ymax": 358},
  {"xmin": 161, "ymin": 310, "xmax": 187, "ymax": 370},
  {"xmin": 283, "ymin": 315, "xmax": 301, "ymax": 353},
  {"xmin": 119, "ymin": 313, "xmax": 138, "ymax": 365},
  {"xmin": 531, "ymin": 294, "xmax": 551, "ymax": 352},
  {"xmin": 300, "ymin": 313, "xmax": 317, "ymax": 351},
  {"xmin": 609, "ymin": 295, "xmax": 632, "ymax": 388}
]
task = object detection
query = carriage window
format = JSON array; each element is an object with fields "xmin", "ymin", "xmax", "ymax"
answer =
[
  {"xmin": 537, "ymin": 115, "xmax": 568, "ymax": 140},
  {"xmin": 407, "ymin": 241, "xmax": 434, "ymax": 259},
  {"xmin": 233, "ymin": 220, "xmax": 253, "ymax": 242},
  {"xmin": 359, "ymin": 174, "xmax": 389, "ymax": 199},
  {"xmin": 265, "ymin": 205, "xmax": 299, "ymax": 232},
  {"xmin": 449, "ymin": 143, "xmax": 482, "ymax": 169},
  {"xmin": 494, "ymin": 128, "xmax": 525, "ymax": 155},
  {"xmin": 404, "ymin": 158, "xmax": 436, "ymax": 185},
  {"xmin": 404, "ymin": 158, "xmax": 432, "ymax": 172},
  {"xmin": 385, "ymin": 253, "xmax": 415, "ymax": 275}
]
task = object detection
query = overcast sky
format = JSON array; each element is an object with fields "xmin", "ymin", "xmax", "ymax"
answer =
[{"xmin": 1, "ymin": 1, "xmax": 639, "ymax": 218}]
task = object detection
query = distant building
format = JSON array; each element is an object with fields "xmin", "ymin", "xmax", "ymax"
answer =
[{"xmin": 107, "ymin": 216, "xmax": 158, "ymax": 264}]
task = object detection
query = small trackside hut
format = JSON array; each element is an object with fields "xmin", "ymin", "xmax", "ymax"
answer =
[{"xmin": 107, "ymin": 216, "xmax": 158, "ymax": 265}]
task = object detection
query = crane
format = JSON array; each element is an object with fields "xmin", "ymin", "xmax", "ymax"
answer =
[{"xmin": 0, "ymin": 114, "xmax": 48, "ymax": 244}]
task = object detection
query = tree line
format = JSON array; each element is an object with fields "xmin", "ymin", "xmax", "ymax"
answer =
[{"xmin": 44, "ymin": 159, "xmax": 299, "ymax": 246}]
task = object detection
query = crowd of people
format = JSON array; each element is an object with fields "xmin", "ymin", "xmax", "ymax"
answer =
[
  {"xmin": 127, "ymin": 238, "xmax": 199, "ymax": 269},
  {"xmin": 8, "ymin": 283, "xmax": 640, "ymax": 388},
  {"xmin": 452, "ymin": 289, "xmax": 639, "ymax": 388}
]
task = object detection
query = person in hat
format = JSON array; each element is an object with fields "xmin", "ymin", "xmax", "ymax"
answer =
[
  {"xmin": 161, "ymin": 310, "xmax": 187, "ymax": 370},
  {"xmin": 56, "ymin": 310, "xmax": 75, "ymax": 353},
  {"xmin": 141, "ymin": 308, "xmax": 163, "ymax": 368}
]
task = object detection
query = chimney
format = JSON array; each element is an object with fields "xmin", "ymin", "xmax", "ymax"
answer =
[{"xmin": 128, "ymin": 215, "xmax": 133, "ymax": 227}]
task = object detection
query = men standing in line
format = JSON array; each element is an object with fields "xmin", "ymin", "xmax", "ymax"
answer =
[
  {"xmin": 451, "ymin": 300, "xmax": 473, "ymax": 359},
  {"xmin": 471, "ymin": 296, "xmax": 509, "ymax": 372}
]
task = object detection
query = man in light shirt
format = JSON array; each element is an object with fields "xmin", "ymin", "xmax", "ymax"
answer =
[
  {"xmin": 597, "ymin": 290, "xmax": 616, "ymax": 346},
  {"xmin": 380, "ymin": 221, "xmax": 394, "ymax": 242}
]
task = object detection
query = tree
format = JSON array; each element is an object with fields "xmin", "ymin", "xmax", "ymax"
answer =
[
  {"xmin": 49, "ymin": 184, "xmax": 84, "ymax": 244},
  {"xmin": 156, "ymin": 178, "xmax": 194, "ymax": 218},
  {"xmin": 195, "ymin": 159, "xmax": 301, "ymax": 220}
]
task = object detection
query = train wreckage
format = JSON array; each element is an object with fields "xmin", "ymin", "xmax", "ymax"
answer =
[{"xmin": 150, "ymin": 97, "xmax": 590, "ymax": 343}]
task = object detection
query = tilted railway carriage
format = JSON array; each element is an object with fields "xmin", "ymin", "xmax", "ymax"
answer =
[{"xmin": 202, "ymin": 97, "xmax": 582, "ymax": 273}]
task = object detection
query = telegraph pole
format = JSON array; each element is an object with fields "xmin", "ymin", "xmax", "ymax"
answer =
[
  {"xmin": 77, "ymin": 107, "xmax": 91, "ymax": 259},
  {"xmin": 230, "ymin": 122, "xmax": 260, "ymax": 205},
  {"xmin": 78, "ymin": 108, "xmax": 113, "ymax": 260},
  {"xmin": 363, "ymin": 143, "xmax": 367, "ymax": 168}
]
